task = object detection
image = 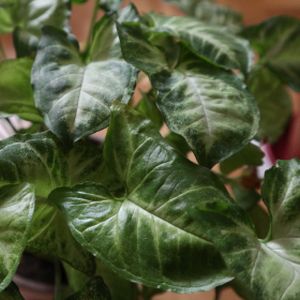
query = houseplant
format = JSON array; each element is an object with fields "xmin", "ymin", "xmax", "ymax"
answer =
[{"xmin": 0, "ymin": 0, "xmax": 300, "ymax": 299}]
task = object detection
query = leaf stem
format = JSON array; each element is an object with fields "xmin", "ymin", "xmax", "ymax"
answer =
[
  {"xmin": 0, "ymin": 41, "xmax": 6, "ymax": 61},
  {"xmin": 5, "ymin": 118, "xmax": 17, "ymax": 133},
  {"xmin": 85, "ymin": 0, "xmax": 99, "ymax": 52},
  {"xmin": 54, "ymin": 260, "xmax": 63, "ymax": 300},
  {"xmin": 214, "ymin": 286, "xmax": 222, "ymax": 300}
]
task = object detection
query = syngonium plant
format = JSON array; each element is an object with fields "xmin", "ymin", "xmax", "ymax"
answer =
[{"xmin": 0, "ymin": 0, "xmax": 299, "ymax": 299}]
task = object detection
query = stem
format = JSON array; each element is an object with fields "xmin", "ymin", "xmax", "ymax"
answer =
[
  {"xmin": 85, "ymin": 0, "xmax": 99, "ymax": 52},
  {"xmin": 0, "ymin": 41, "xmax": 6, "ymax": 61},
  {"xmin": 214, "ymin": 286, "xmax": 222, "ymax": 300},
  {"xmin": 5, "ymin": 118, "xmax": 17, "ymax": 133},
  {"xmin": 54, "ymin": 260, "xmax": 63, "ymax": 300}
]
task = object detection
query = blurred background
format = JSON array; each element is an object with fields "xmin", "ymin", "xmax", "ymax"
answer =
[{"xmin": 1, "ymin": 0, "xmax": 300, "ymax": 299}]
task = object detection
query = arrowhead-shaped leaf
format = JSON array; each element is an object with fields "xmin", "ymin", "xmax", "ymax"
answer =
[
  {"xmin": 145, "ymin": 13, "xmax": 250, "ymax": 73},
  {"xmin": 51, "ymin": 104, "xmax": 233, "ymax": 293},
  {"xmin": 0, "ymin": 132, "xmax": 67, "ymax": 197},
  {"xmin": 27, "ymin": 203, "xmax": 95, "ymax": 274},
  {"xmin": 0, "ymin": 58, "xmax": 42, "ymax": 122},
  {"xmin": 190, "ymin": 159, "xmax": 300, "ymax": 300},
  {"xmin": 0, "ymin": 184, "xmax": 35, "ymax": 292},
  {"xmin": 152, "ymin": 62, "xmax": 259, "ymax": 167},
  {"xmin": 244, "ymin": 16, "xmax": 300, "ymax": 91},
  {"xmin": 32, "ymin": 27, "xmax": 137, "ymax": 141},
  {"xmin": 0, "ymin": 0, "xmax": 71, "ymax": 56}
]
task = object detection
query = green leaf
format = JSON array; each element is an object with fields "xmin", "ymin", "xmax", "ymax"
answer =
[
  {"xmin": 96, "ymin": 260, "xmax": 139, "ymax": 300},
  {"xmin": 51, "ymin": 103, "xmax": 233, "ymax": 293},
  {"xmin": 167, "ymin": 0, "xmax": 243, "ymax": 33},
  {"xmin": 220, "ymin": 143, "xmax": 264, "ymax": 175},
  {"xmin": 152, "ymin": 62, "xmax": 259, "ymax": 167},
  {"xmin": 117, "ymin": 22, "xmax": 169, "ymax": 75},
  {"xmin": 0, "ymin": 0, "xmax": 71, "ymax": 56},
  {"xmin": 0, "ymin": 59, "xmax": 42, "ymax": 122},
  {"xmin": 190, "ymin": 159, "xmax": 300, "ymax": 299},
  {"xmin": 32, "ymin": 26, "xmax": 137, "ymax": 141},
  {"xmin": 0, "ymin": 1, "xmax": 17, "ymax": 34},
  {"xmin": 88, "ymin": 5, "xmax": 140, "ymax": 61},
  {"xmin": 145, "ymin": 13, "xmax": 250, "ymax": 73},
  {"xmin": 136, "ymin": 91, "xmax": 163, "ymax": 129},
  {"xmin": 244, "ymin": 16, "xmax": 300, "ymax": 91},
  {"xmin": 248, "ymin": 66, "xmax": 292, "ymax": 143},
  {"xmin": 0, "ymin": 132, "xmax": 67, "ymax": 197},
  {"xmin": 0, "ymin": 184, "xmax": 35, "ymax": 292},
  {"xmin": 67, "ymin": 140, "xmax": 103, "ymax": 185},
  {"xmin": 27, "ymin": 203, "xmax": 95, "ymax": 274},
  {"xmin": 0, "ymin": 282, "xmax": 24, "ymax": 300},
  {"xmin": 99, "ymin": 0, "xmax": 121, "ymax": 13},
  {"xmin": 89, "ymin": 16, "xmax": 120, "ymax": 61},
  {"xmin": 67, "ymin": 277, "xmax": 111, "ymax": 300},
  {"xmin": 165, "ymin": 132, "xmax": 190, "ymax": 157}
]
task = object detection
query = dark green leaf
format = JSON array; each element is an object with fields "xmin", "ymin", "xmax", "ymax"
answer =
[
  {"xmin": 0, "ymin": 132, "xmax": 67, "ymax": 197},
  {"xmin": 88, "ymin": 4, "xmax": 140, "ymax": 61},
  {"xmin": 0, "ymin": 282, "xmax": 24, "ymax": 300},
  {"xmin": 0, "ymin": 59, "xmax": 42, "ymax": 122},
  {"xmin": 220, "ymin": 143, "xmax": 264, "ymax": 174},
  {"xmin": 67, "ymin": 277, "xmax": 111, "ymax": 300},
  {"xmin": 190, "ymin": 159, "xmax": 300, "ymax": 299},
  {"xmin": 117, "ymin": 22, "xmax": 169, "ymax": 75},
  {"xmin": 145, "ymin": 13, "xmax": 250, "ymax": 73},
  {"xmin": 0, "ymin": 0, "xmax": 71, "ymax": 56},
  {"xmin": 67, "ymin": 140, "xmax": 103, "ymax": 185},
  {"xmin": 96, "ymin": 260, "xmax": 139, "ymax": 300},
  {"xmin": 165, "ymin": 132, "xmax": 190, "ymax": 157},
  {"xmin": 136, "ymin": 91, "xmax": 163, "ymax": 129},
  {"xmin": 152, "ymin": 63, "xmax": 259, "ymax": 167},
  {"xmin": 51, "ymin": 104, "xmax": 233, "ymax": 293},
  {"xmin": 32, "ymin": 27, "xmax": 137, "ymax": 141},
  {"xmin": 244, "ymin": 16, "xmax": 300, "ymax": 91},
  {"xmin": 27, "ymin": 203, "xmax": 95, "ymax": 274},
  {"xmin": 89, "ymin": 16, "xmax": 120, "ymax": 61},
  {"xmin": 0, "ymin": 184, "xmax": 35, "ymax": 292},
  {"xmin": 63, "ymin": 263, "xmax": 89, "ymax": 293},
  {"xmin": 248, "ymin": 66, "xmax": 292, "ymax": 143}
]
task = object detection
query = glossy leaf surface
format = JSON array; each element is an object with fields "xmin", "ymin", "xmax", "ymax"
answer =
[
  {"xmin": 27, "ymin": 203, "xmax": 94, "ymax": 274},
  {"xmin": 117, "ymin": 22, "xmax": 169, "ymax": 75},
  {"xmin": 0, "ymin": 184, "xmax": 35, "ymax": 291},
  {"xmin": 152, "ymin": 63, "xmax": 259, "ymax": 167},
  {"xmin": 145, "ymin": 13, "xmax": 250, "ymax": 72},
  {"xmin": 0, "ymin": 58, "xmax": 42, "ymax": 122},
  {"xmin": 67, "ymin": 140, "xmax": 103, "ymax": 185},
  {"xmin": 0, "ymin": 0, "xmax": 70, "ymax": 56},
  {"xmin": 248, "ymin": 66, "xmax": 291, "ymax": 143},
  {"xmin": 190, "ymin": 159, "xmax": 300, "ymax": 300},
  {"xmin": 0, "ymin": 132, "xmax": 67, "ymax": 197},
  {"xmin": 51, "ymin": 104, "xmax": 232, "ymax": 293},
  {"xmin": 32, "ymin": 27, "xmax": 136, "ymax": 141},
  {"xmin": 244, "ymin": 16, "xmax": 300, "ymax": 91}
]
